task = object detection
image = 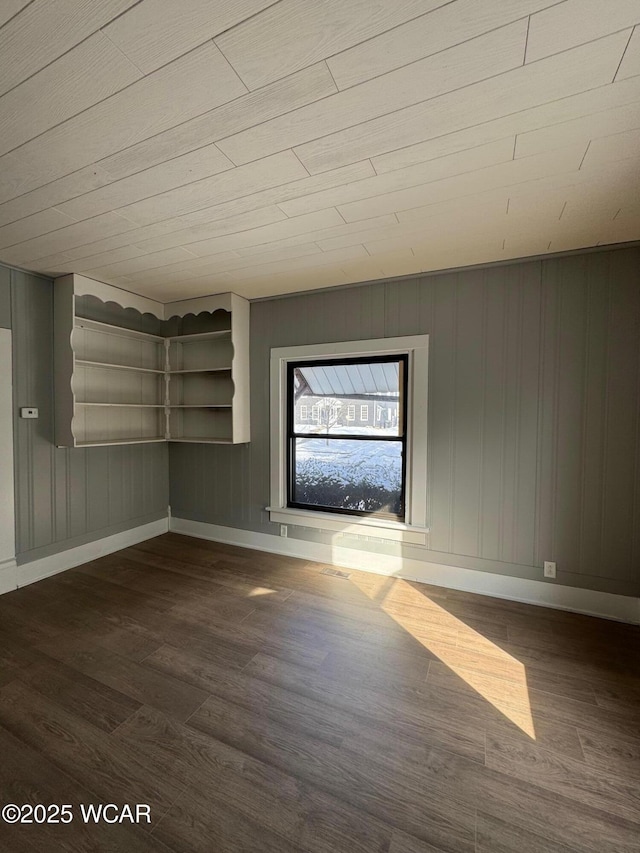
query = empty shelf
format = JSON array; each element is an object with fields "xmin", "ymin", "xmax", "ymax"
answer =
[
  {"xmin": 74, "ymin": 437, "xmax": 166, "ymax": 447},
  {"xmin": 75, "ymin": 402, "xmax": 165, "ymax": 408},
  {"xmin": 76, "ymin": 359, "xmax": 165, "ymax": 374},
  {"xmin": 168, "ymin": 368, "xmax": 231, "ymax": 374},
  {"xmin": 75, "ymin": 317, "xmax": 164, "ymax": 342}
]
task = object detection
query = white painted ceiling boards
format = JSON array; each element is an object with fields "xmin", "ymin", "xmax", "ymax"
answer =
[{"xmin": 0, "ymin": 0, "xmax": 639, "ymax": 301}]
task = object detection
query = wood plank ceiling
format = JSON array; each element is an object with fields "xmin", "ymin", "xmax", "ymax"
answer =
[{"xmin": 0, "ymin": 0, "xmax": 639, "ymax": 301}]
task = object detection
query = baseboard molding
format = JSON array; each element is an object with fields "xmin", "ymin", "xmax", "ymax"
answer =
[
  {"xmin": 13, "ymin": 517, "xmax": 169, "ymax": 591},
  {"xmin": 170, "ymin": 517, "xmax": 640, "ymax": 625},
  {"xmin": 0, "ymin": 557, "xmax": 17, "ymax": 596}
]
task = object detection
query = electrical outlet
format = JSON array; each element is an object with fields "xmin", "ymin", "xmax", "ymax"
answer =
[
  {"xmin": 20, "ymin": 407, "xmax": 38, "ymax": 419},
  {"xmin": 280, "ymin": 525, "xmax": 287, "ymax": 538},
  {"xmin": 544, "ymin": 561, "xmax": 556, "ymax": 579}
]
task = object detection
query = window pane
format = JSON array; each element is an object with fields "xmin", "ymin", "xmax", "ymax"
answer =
[
  {"xmin": 292, "ymin": 359, "xmax": 403, "ymax": 436},
  {"xmin": 292, "ymin": 438, "xmax": 403, "ymax": 515}
]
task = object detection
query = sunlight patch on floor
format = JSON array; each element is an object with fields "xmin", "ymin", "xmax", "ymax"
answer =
[{"xmin": 348, "ymin": 574, "xmax": 536, "ymax": 739}]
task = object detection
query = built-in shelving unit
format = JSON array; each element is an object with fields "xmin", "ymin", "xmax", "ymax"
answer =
[
  {"xmin": 166, "ymin": 327, "xmax": 235, "ymax": 443},
  {"xmin": 54, "ymin": 275, "xmax": 250, "ymax": 447}
]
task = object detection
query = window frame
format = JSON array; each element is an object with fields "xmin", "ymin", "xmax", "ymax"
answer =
[
  {"xmin": 286, "ymin": 354, "xmax": 408, "ymax": 521},
  {"xmin": 269, "ymin": 336, "xmax": 429, "ymax": 544}
]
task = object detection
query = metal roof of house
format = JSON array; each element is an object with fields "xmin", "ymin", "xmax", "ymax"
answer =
[{"xmin": 298, "ymin": 362, "xmax": 399, "ymax": 396}]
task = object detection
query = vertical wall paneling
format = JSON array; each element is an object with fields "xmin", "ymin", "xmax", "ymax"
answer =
[
  {"xmin": 108, "ymin": 445, "xmax": 125, "ymax": 525},
  {"xmin": 384, "ymin": 277, "xmax": 420, "ymax": 339},
  {"xmin": 68, "ymin": 448, "xmax": 88, "ymax": 541},
  {"xmin": 169, "ymin": 246, "xmax": 640, "ymax": 597},
  {"xmin": 494, "ymin": 262, "xmax": 542, "ymax": 567},
  {"xmin": 601, "ymin": 249, "xmax": 639, "ymax": 580},
  {"xmin": 343, "ymin": 281, "xmax": 387, "ymax": 341},
  {"xmin": 478, "ymin": 264, "xmax": 506, "ymax": 562},
  {"xmin": 86, "ymin": 447, "xmax": 110, "ymax": 533},
  {"xmin": 10, "ymin": 268, "xmax": 169, "ymax": 563},
  {"xmin": 534, "ymin": 259, "xmax": 559, "ymax": 569},
  {"xmin": 451, "ymin": 270, "xmax": 485, "ymax": 558},
  {"xmin": 577, "ymin": 252, "xmax": 610, "ymax": 577},
  {"xmin": 427, "ymin": 273, "xmax": 457, "ymax": 554},
  {"xmin": 12, "ymin": 271, "xmax": 51, "ymax": 551},
  {"xmin": 553, "ymin": 256, "xmax": 588, "ymax": 569},
  {"xmin": 0, "ymin": 265, "xmax": 10, "ymax": 328},
  {"xmin": 499, "ymin": 267, "xmax": 521, "ymax": 565},
  {"xmin": 512, "ymin": 263, "xmax": 541, "ymax": 567},
  {"xmin": 0, "ymin": 328, "xmax": 15, "ymax": 579}
]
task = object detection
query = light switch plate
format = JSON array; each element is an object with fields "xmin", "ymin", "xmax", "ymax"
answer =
[{"xmin": 20, "ymin": 407, "xmax": 38, "ymax": 418}]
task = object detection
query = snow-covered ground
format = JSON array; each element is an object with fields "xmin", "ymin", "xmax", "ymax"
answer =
[
  {"xmin": 295, "ymin": 424, "xmax": 400, "ymax": 437},
  {"xmin": 295, "ymin": 436, "xmax": 402, "ymax": 491}
]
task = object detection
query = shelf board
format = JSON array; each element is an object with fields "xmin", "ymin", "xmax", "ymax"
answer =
[
  {"xmin": 75, "ymin": 402, "xmax": 164, "ymax": 408},
  {"xmin": 168, "ymin": 437, "xmax": 232, "ymax": 443},
  {"xmin": 76, "ymin": 402, "xmax": 230, "ymax": 408},
  {"xmin": 167, "ymin": 330, "xmax": 231, "ymax": 342},
  {"xmin": 168, "ymin": 367, "xmax": 231, "ymax": 374},
  {"xmin": 75, "ymin": 359, "xmax": 165, "ymax": 374},
  {"xmin": 74, "ymin": 317, "xmax": 164, "ymax": 342},
  {"xmin": 74, "ymin": 437, "xmax": 166, "ymax": 447}
]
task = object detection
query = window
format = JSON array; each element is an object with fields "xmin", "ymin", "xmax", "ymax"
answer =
[
  {"xmin": 300, "ymin": 404, "xmax": 308, "ymax": 420},
  {"xmin": 288, "ymin": 355, "xmax": 407, "ymax": 519},
  {"xmin": 269, "ymin": 336, "xmax": 429, "ymax": 543}
]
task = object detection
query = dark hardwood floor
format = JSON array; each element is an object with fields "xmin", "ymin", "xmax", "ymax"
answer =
[{"xmin": 0, "ymin": 532, "xmax": 638, "ymax": 852}]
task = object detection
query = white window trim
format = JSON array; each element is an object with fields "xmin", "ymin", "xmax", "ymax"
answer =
[
  {"xmin": 269, "ymin": 336, "xmax": 429, "ymax": 544},
  {"xmin": 346, "ymin": 404, "xmax": 355, "ymax": 421},
  {"xmin": 360, "ymin": 404, "xmax": 369, "ymax": 421}
]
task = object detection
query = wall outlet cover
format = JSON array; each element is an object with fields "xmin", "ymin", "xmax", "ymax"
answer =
[
  {"xmin": 20, "ymin": 407, "xmax": 38, "ymax": 418},
  {"xmin": 544, "ymin": 561, "xmax": 557, "ymax": 579}
]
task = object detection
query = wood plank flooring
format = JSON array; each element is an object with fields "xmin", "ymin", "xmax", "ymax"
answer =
[{"xmin": 0, "ymin": 532, "xmax": 638, "ymax": 852}]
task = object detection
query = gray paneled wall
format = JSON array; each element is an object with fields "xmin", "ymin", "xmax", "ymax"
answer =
[
  {"xmin": 169, "ymin": 246, "xmax": 640, "ymax": 597},
  {"xmin": 0, "ymin": 265, "xmax": 10, "ymax": 328},
  {"xmin": 10, "ymin": 268, "xmax": 168, "ymax": 563}
]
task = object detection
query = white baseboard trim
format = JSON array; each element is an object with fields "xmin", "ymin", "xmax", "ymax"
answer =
[
  {"xmin": 0, "ymin": 557, "xmax": 17, "ymax": 596},
  {"xmin": 14, "ymin": 517, "xmax": 169, "ymax": 591},
  {"xmin": 170, "ymin": 517, "xmax": 640, "ymax": 625}
]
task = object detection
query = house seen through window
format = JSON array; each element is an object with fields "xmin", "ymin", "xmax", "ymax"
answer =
[{"xmin": 287, "ymin": 355, "xmax": 407, "ymax": 519}]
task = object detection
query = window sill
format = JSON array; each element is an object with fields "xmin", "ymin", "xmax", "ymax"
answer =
[{"xmin": 267, "ymin": 507, "xmax": 428, "ymax": 545}]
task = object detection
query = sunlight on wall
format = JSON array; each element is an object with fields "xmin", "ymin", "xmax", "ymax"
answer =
[{"xmin": 348, "ymin": 573, "xmax": 536, "ymax": 739}]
